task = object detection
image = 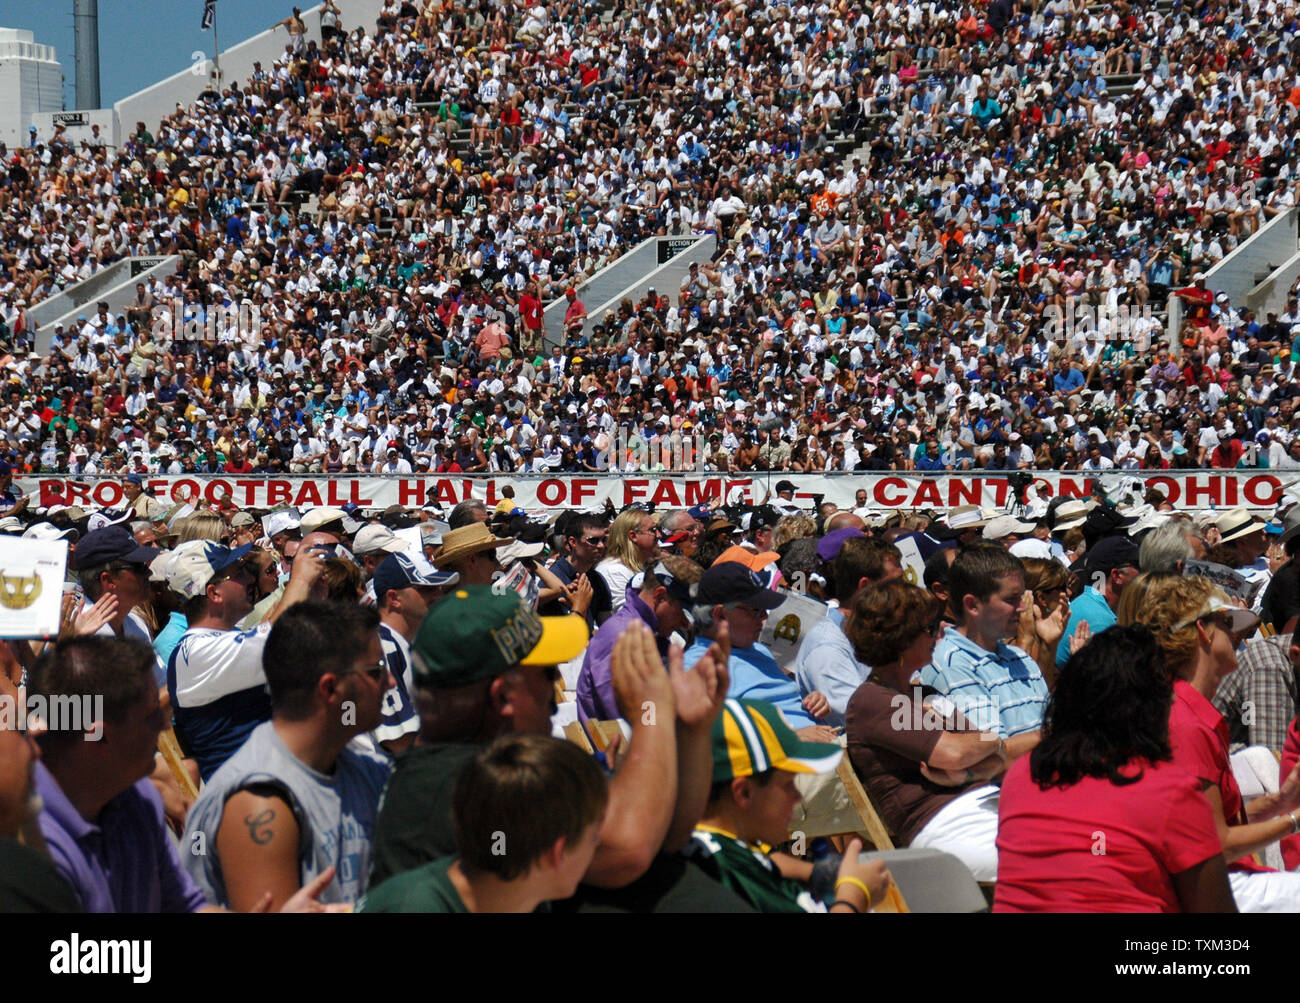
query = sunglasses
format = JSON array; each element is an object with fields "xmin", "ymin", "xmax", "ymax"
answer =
[
  {"xmin": 351, "ymin": 658, "xmax": 388, "ymax": 683},
  {"xmin": 213, "ymin": 558, "xmax": 257, "ymax": 583},
  {"xmin": 1200, "ymin": 613, "xmax": 1251, "ymax": 642}
]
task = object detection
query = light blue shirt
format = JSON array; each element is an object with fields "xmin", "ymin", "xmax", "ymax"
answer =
[
  {"xmin": 920, "ymin": 628, "xmax": 1047, "ymax": 738},
  {"xmin": 793, "ymin": 608, "xmax": 871, "ymax": 728},
  {"xmin": 153, "ymin": 611, "xmax": 189, "ymax": 684},
  {"xmin": 685, "ymin": 637, "xmax": 815, "ymax": 729},
  {"xmin": 1056, "ymin": 585, "xmax": 1116, "ymax": 668}
]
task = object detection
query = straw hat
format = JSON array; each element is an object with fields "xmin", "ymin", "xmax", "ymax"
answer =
[
  {"xmin": 433, "ymin": 522, "xmax": 515, "ymax": 567},
  {"xmin": 1216, "ymin": 508, "xmax": 1267, "ymax": 545},
  {"xmin": 1051, "ymin": 499, "xmax": 1093, "ymax": 532},
  {"xmin": 946, "ymin": 505, "xmax": 993, "ymax": 531}
]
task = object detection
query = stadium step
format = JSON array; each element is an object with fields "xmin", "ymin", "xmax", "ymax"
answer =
[{"xmin": 1106, "ymin": 71, "xmax": 1141, "ymax": 97}]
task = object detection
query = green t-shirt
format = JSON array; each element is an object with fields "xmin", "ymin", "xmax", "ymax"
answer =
[
  {"xmin": 367, "ymin": 742, "xmax": 753, "ymax": 913},
  {"xmin": 369, "ymin": 742, "xmax": 478, "ymax": 887},
  {"xmin": 360, "ymin": 856, "xmax": 468, "ymax": 914},
  {"xmin": 683, "ymin": 826, "xmax": 824, "ymax": 913}
]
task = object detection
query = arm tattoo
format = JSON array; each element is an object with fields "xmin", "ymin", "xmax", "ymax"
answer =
[{"xmin": 245, "ymin": 808, "xmax": 276, "ymax": 845}]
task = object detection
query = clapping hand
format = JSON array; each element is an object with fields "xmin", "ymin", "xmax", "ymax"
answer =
[
  {"xmin": 669, "ymin": 620, "xmax": 730, "ymax": 729},
  {"xmin": 1279, "ymin": 760, "xmax": 1300, "ymax": 813},
  {"xmin": 250, "ymin": 867, "xmax": 352, "ymax": 914},
  {"xmin": 1068, "ymin": 617, "xmax": 1091, "ymax": 655},
  {"xmin": 72, "ymin": 593, "xmax": 119, "ymax": 636},
  {"xmin": 564, "ymin": 573, "xmax": 593, "ymax": 616},
  {"xmin": 1029, "ymin": 590, "xmax": 1070, "ymax": 648},
  {"xmin": 610, "ymin": 621, "xmax": 674, "ymax": 723}
]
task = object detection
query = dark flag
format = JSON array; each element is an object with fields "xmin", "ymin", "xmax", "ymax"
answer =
[{"xmin": 201, "ymin": 0, "xmax": 215, "ymax": 30}]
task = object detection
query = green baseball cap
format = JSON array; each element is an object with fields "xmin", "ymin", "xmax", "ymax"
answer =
[
  {"xmin": 711, "ymin": 698, "xmax": 842, "ymax": 783},
  {"xmin": 410, "ymin": 586, "xmax": 589, "ymax": 689}
]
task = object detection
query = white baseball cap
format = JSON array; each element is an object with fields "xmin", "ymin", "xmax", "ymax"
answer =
[
  {"xmin": 165, "ymin": 539, "xmax": 255, "ymax": 599},
  {"xmin": 352, "ymin": 523, "xmax": 407, "ymax": 556}
]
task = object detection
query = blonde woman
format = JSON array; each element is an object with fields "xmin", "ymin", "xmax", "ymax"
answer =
[
  {"xmin": 1114, "ymin": 570, "xmax": 1181, "ymax": 628},
  {"xmin": 772, "ymin": 514, "xmax": 816, "ymax": 552},
  {"xmin": 1122, "ymin": 575, "xmax": 1300, "ymax": 912},
  {"xmin": 174, "ymin": 509, "xmax": 226, "ymax": 544},
  {"xmin": 595, "ymin": 508, "xmax": 658, "ymax": 613}
]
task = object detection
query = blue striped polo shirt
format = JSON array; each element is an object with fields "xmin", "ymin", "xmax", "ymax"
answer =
[{"xmin": 919, "ymin": 628, "xmax": 1047, "ymax": 738}]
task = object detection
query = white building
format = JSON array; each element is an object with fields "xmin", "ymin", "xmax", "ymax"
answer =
[{"xmin": 0, "ymin": 27, "xmax": 63, "ymax": 150}]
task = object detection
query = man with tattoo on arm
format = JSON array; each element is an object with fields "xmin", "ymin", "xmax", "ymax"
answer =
[{"xmin": 183, "ymin": 602, "xmax": 393, "ymax": 910}]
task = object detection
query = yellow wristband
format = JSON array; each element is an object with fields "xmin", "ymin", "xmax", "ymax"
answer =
[{"xmin": 834, "ymin": 876, "xmax": 873, "ymax": 911}]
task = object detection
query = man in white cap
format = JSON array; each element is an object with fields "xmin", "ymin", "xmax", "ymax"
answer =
[
  {"xmin": 352, "ymin": 522, "xmax": 410, "ymax": 607},
  {"xmin": 298, "ymin": 506, "xmax": 352, "ymax": 539},
  {"xmin": 982, "ymin": 515, "xmax": 1038, "ymax": 549},
  {"xmin": 167, "ymin": 539, "xmax": 327, "ymax": 781},
  {"xmin": 262, "ymin": 508, "xmax": 302, "ymax": 558},
  {"xmin": 379, "ymin": 442, "xmax": 413, "ymax": 475},
  {"xmin": 1048, "ymin": 499, "xmax": 1092, "ymax": 564},
  {"xmin": 944, "ymin": 505, "xmax": 994, "ymax": 548}
]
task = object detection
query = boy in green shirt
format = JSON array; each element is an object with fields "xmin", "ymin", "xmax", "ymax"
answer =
[
  {"xmin": 361, "ymin": 734, "xmax": 607, "ymax": 913},
  {"xmin": 685, "ymin": 698, "xmax": 891, "ymax": 913}
]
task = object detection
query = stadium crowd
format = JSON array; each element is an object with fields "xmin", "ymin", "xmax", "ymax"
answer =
[
  {"xmin": 2, "ymin": 481, "xmax": 1300, "ymax": 912},
  {"xmin": 4, "ymin": 0, "xmax": 1300, "ymax": 477}
]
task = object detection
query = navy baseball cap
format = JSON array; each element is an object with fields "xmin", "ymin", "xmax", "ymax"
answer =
[
  {"xmin": 1086, "ymin": 535, "xmax": 1141, "ymax": 574},
  {"xmin": 372, "ymin": 552, "xmax": 459, "ymax": 603},
  {"xmin": 125, "ymin": 474, "xmax": 144, "ymax": 486},
  {"xmin": 694, "ymin": 562, "xmax": 784, "ymax": 610},
  {"xmin": 645, "ymin": 560, "xmax": 695, "ymax": 606},
  {"xmin": 74, "ymin": 526, "xmax": 160, "ymax": 570}
]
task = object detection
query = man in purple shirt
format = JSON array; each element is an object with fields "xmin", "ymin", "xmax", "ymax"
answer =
[
  {"xmin": 576, "ymin": 557, "xmax": 699, "ymax": 724},
  {"xmin": 30, "ymin": 635, "xmax": 209, "ymax": 913},
  {"xmin": 1148, "ymin": 348, "xmax": 1181, "ymax": 389}
]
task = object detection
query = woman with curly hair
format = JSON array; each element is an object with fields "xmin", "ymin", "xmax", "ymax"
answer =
[
  {"xmin": 1122, "ymin": 575, "xmax": 1300, "ymax": 911},
  {"xmin": 772, "ymin": 514, "xmax": 816, "ymax": 552},
  {"xmin": 845, "ymin": 581, "xmax": 1006, "ymax": 881},
  {"xmin": 995, "ymin": 625, "xmax": 1235, "ymax": 912}
]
